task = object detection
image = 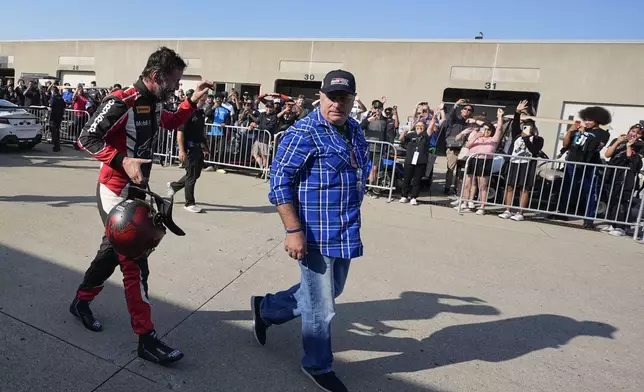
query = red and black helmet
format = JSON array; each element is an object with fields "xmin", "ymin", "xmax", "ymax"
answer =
[{"xmin": 105, "ymin": 187, "xmax": 185, "ymax": 259}]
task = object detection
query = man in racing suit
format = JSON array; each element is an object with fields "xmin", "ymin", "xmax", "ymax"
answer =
[{"xmin": 69, "ymin": 47, "xmax": 213, "ymax": 364}]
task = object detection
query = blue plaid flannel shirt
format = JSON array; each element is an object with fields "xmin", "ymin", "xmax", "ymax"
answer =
[{"xmin": 269, "ymin": 109, "xmax": 371, "ymax": 259}]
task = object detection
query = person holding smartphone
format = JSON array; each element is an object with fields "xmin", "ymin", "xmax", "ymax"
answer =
[
  {"xmin": 600, "ymin": 124, "xmax": 644, "ymax": 236},
  {"xmin": 360, "ymin": 100, "xmax": 388, "ymax": 197},
  {"xmin": 556, "ymin": 106, "xmax": 611, "ymax": 227},
  {"xmin": 498, "ymin": 100, "xmax": 544, "ymax": 221}
]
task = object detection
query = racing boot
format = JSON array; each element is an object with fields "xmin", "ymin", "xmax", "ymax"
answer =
[
  {"xmin": 69, "ymin": 298, "xmax": 103, "ymax": 332},
  {"xmin": 138, "ymin": 330, "xmax": 184, "ymax": 364}
]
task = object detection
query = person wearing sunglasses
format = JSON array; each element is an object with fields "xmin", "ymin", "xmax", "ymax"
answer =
[
  {"xmin": 600, "ymin": 123, "xmax": 644, "ymax": 236},
  {"xmin": 252, "ymin": 70, "xmax": 369, "ymax": 392},
  {"xmin": 237, "ymin": 99, "xmax": 259, "ymax": 127},
  {"xmin": 444, "ymin": 98, "xmax": 474, "ymax": 196}
]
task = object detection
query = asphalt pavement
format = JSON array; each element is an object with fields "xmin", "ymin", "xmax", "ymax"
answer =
[{"xmin": 1, "ymin": 146, "xmax": 642, "ymax": 392}]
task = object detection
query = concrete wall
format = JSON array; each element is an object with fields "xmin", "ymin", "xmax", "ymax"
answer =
[{"xmin": 1, "ymin": 38, "xmax": 643, "ymax": 154}]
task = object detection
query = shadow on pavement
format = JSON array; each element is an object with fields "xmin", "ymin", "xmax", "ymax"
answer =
[
  {"xmin": 0, "ymin": 194, "xmax": 96, "ymax": 207},
  {"xmin": 0, "ymin": 146, "xmax": 98, "ymax": 170},
  {"xmin": 197, "ymin": 202, "xmax": 276, "ymax": 214},
  {"xmin": 0, "ymin": 243, "xmax": 617, "ymax": 392}
]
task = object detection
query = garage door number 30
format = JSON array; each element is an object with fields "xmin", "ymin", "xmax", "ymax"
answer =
[{"xmin": 304, "ymin": 74, "xmax": 315, "ymax": 81}]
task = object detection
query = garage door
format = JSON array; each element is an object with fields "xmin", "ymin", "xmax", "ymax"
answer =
[
  {"xmin": 178, "ymin": 75, "xmax": 202, "ymax": 93},
  {"xmin": 60, "ymin": 71, "xmax": 96, "ymax": 87},
  {"xmin": 555, "ymin": 102, "xmax": 644, "ymax": 157}
]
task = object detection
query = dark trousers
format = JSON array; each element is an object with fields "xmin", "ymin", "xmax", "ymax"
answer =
[
  {"xmin": 50, "ymin": 119, "xmax": 61, "ymax": 150},
  {"xmin": 605, "ymin": 168, "xmax": 636, "ymax": 230},
  {"xmin": 402, "ymin": 163, "xmax": 427, "ymax": 199},
  {"xmin": 557, "ymin": 164, "xmax": 599, "ymax": 219},
  {"xmin": 76, "ymin": 183, "xmax": 153, "ymax": 335},
  {"xmin": 171, "ymin": 147, "xmax": 203, "ymax": 206}
]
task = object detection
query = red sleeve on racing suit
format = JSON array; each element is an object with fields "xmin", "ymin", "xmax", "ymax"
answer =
[
  {"xmin": 77, "ymin": 96, "xmax": 130, "ymax": 169},
  {"xmin": 160, "ymin": 98, "xmax": 195, "ymax": 130}
]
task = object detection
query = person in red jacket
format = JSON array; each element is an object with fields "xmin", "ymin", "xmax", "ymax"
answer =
[{"xmin": 70, "ymin": 47, "xmax": 213, "ymax": 365}]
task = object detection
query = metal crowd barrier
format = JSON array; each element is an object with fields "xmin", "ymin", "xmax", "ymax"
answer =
[
  {"xmin": 366, "ymin": 140, "xmax": 399, "ymax": 202},
  {"xmin": 456, "ymin": 152, "xmax": 644, "ymax": 241},
  {"xmin": 24, "ymin": 106, "xmax": 50, "ymax": 140},
  {"xmin": 59, "ymin": 109, "xmax": 90, "ymax": 145},
  {"xmin": 267, "ymin": 131, "xmax": 287, "ymax": 182},
  {"xmin": 201, "ymin": 123, "xmax": 272, "ymax": 178},
  {"xmin": 152, "ymin": 127, "xmax": 175, "ymax": 166}
]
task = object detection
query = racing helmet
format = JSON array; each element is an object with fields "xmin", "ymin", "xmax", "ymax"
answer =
[{"xmin": 105, "ymin": 187, "xmax": 185, "ymax": 259}]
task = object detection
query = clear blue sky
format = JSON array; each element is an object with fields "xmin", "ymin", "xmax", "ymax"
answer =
[{"xmin": 2, "ymin": 0, "xmax": 642, "ymax": 40}]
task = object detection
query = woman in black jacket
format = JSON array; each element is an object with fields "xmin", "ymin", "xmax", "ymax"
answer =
[
  {"xmin": 398, "ymin": 118, "xmax": 436, "ymax": 206},
  {"xmin": 600, "ymin": 124, "xmax": 644, "ymax": 236},
  {"xmin": 498, "ymin": 100, "xmax": 544, "ymax": 221}
]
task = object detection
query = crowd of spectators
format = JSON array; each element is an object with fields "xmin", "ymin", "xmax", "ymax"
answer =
[{"xmin": 2, "ymin": 77, "xmax": 642, "ymax": 236}]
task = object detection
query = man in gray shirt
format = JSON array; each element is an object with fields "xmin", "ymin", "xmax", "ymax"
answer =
[{"xmin": 360, "ymin": 100, "xmax": 389, "ymax": 197}]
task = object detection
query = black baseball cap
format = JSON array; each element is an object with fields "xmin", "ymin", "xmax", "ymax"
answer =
[{"xmin": 321, "ymin": 70, "xmax": 356, "ymax": 95}]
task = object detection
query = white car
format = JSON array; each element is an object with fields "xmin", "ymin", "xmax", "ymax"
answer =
[{"xmin": 0, "ymin": 99, "xmax": 43, "ymax": 149}]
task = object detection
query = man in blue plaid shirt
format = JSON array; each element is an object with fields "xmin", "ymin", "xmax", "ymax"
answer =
[{"xmin": 251, "ymin": 70, "xmax": 369, "ymax": 392}]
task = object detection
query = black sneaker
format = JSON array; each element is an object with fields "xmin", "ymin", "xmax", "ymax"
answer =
[
  {"xmin": 251, "ymin": 296, "xmax": 268, "ymax": 346},
  {"xmin": 301, "ymin": 367, "xmax": 348, "ymax": 392},
  {"xmin": 69, "ymin": 298, "xmax": 103, "ymax": 332},
  {"xmin": 138, "ymin": 330, "xmax": 184, "ymax": 364}
]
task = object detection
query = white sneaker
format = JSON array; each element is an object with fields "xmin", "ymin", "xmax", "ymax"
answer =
[
  {"xmin": 216, "ymin": 169, "xmax": 227, "ymax": 174},
  {"xmin": 600, "ymin": 225, "xmax": 615, "ymax": 233},
  {"xmin": 184, "ymin": 205, "xmax": 203, "ymax": 213},
  {"xmin": 476, "ymin": 208, "xmax": 486, "ymax": 216},
  {"xmin": 204, "ymin": 166, "xmax": 215, "ymax": 172},
  {"xmin": 410, "ymin": 198, "xmax": 418, "ymax": 206},
  {"xmin": 510, "ymin": 213, "xmax": 525, "ymax": 222},
  {"xmin": 467, "ymin": 202, "xmax": 476, "ymax": 209},
  {"xmin": 498, "ymin": 211, "xmax": 512, "ymax": 219},
  {"xmin": 399, "ymin": 197, "xmax": 408, "ymax": 203},
  {"xmin": 609, "ymin": 228, "xmax": 626, "ymax": 237},
  {"xmin": 454, "ymin": 203, "xmax": 472, "ymax": 213},
  {"xmin": 166, "ymin": 182, "xmax": 175, "ymax": 198},
  {"xmin": 450, "ymin": 199, "xmax": 461, "ymax": 206}
]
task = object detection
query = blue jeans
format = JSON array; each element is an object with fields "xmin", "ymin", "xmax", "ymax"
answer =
[
  {"xmin": 260, "ymin": 249, "xmax": 351, "ymax": 374},
  {"xmin": 558, "ymin": 163, "xmax": 599, "ymax": 218}
]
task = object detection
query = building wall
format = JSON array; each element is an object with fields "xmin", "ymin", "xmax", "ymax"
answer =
[{"xmin": 1, "ymin": 38, "xmax": 643, "ymax": 154}]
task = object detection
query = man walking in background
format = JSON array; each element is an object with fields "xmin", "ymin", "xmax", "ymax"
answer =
[
  {"xmin": 251, "ymin": 70, "xmax": 370, "ymax": 392},
  {"xmin": 167, "ymin": 89, "xmax": 207, "ymax": 213}
]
